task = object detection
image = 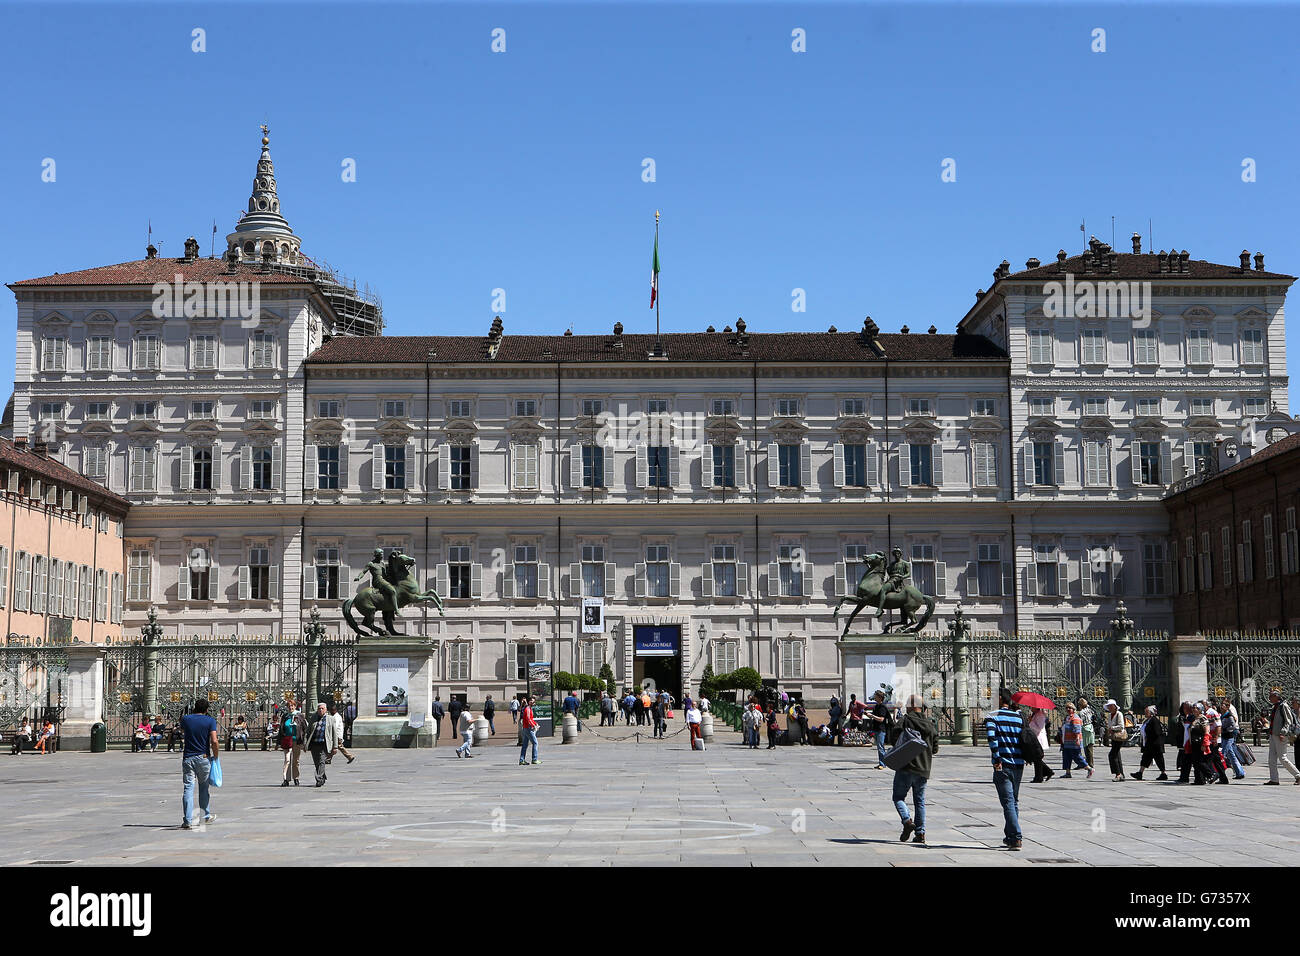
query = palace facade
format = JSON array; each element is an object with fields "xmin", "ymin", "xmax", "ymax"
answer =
[{"xmin": 7, "ymin": 133, "xmax": 1296, "ymax": 704}]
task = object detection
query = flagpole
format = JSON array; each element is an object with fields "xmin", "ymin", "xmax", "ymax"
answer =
[{"xmin": 654, "ymin": 210, "xmax": 661, "ymax": 354}]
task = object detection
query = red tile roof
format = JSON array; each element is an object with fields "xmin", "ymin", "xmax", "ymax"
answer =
[
  {"xmin": 307, "ymin": 331, "xmax": 1007, "ymax": 365},
  {"xmin": 1214, "ymin": 430, "xmax": 1300, "ymax": 480},
  {"xmin": 0, "ymin": 438, "xmax": 129, "ymax": 511},
  {"xmin": 1009, "ymin": 252, "xmax": 1294, "ymax": 283},
  {"xmin": 9, "ymin": 257, "xmax": 312, "ymax": 288}
]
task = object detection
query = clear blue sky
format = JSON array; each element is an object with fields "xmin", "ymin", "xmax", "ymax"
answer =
[{"xmin": 2, "ymin": 2, "xmax": 1297, "ymax": 411}]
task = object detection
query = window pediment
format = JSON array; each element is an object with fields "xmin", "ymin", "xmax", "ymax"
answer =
[
  {"xmin": 768, "ymin": 419, "xmax": 808, "ymax": 440},
  {"xmin": 80, "ymin": 422, "xmax": 115, "ymax": 439},
  {"xmin": 508, "ymin": 421, "xmax": 546, "ymax": 440},
  {"xmin": 968, "ymin": 417, "xmax": 1005, "ymax": 434},
  {"xmin": 182, "ymin": 421, "xmax": 220, "ymax": 439},
  {"xmin": 1025, "ymin": 416, "xmax": 1058, "ymax": 431},
  {"xmin": 125, "ymin": 421, "xmax": 160, "ymax": 437},
  {"xmin": 243, "ymin": 422, "xmax": 281, "ymax": 439},
  {"xmin": 83, "ymin": 310, "xmax": 117, "ymax": 326},
  {"xmin": 1182, "ymin": 305, "xmax": 1215, "ymax": 320},
  {"xmin": 376, "ymin": 420, "xmax": 414, "ymax": 441},
  {"xmin": 442, "ymin": 423, "xmax": 478, "ymax": 441},
  {"xmin": 129, "ymin": 309, "xmax": 164, "ymax": 328},
  {"xmin": 705, "ymin": 423, "xmax": 742, "ymax": 442},
  {"xmin": 1132, "ymin": 416, "xmax": 1165, "ymax": 431},
  {"xmin": 1186, "ymin": 415, "xmax": 1220, "ymax": 430},
  {"xmin": 1078, "ymin": 416, "xmax": 1113, "ymax": 432},
  {"xmin": 1234, "ymin": 306, "xmax": 1268, "ymax": 321},
  {"xmin": 36, "ymin": 311, "xmax": 71, "ymax": 327}
]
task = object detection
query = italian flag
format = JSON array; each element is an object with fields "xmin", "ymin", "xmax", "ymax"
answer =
[{"xmin": 649, "ymin": 229, "xmax": 659, "ymax": 309}]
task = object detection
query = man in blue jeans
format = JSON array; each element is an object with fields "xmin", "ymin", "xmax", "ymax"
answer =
[
  {"xmin": 985, "ymin": 687, "xmax": 1025, "ymax": 851},
  {"xmin": 892, "ymin": 695, "xmax": 939, "ymax": 846},
  {"xmin": 519, "ymin": 696, "xmax": 540, "ymax": 765},
  {"xmin": 870, "ymin": 690, "xmax": 891, "ymax": 769},
  {"xmin": 180, "ymin": 698, "xmax": 220, "ymax": 830}
]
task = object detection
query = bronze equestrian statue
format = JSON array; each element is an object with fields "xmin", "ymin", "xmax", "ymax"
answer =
[
  {"xmin": 343, "ymin": 547, "xmax": 444, "ymax": 637},
  {"xmin": 833, "ymin": 550, "xmax": 936, "ymax": 637}
]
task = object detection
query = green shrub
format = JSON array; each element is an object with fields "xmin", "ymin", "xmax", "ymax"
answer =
[
  {"xmin": 599, "ymin": 662, "xmax": 616, "ymax": 697},
  {"xmin": 553, "ymin": 671, "xmax": 578, "ymax": 692},
  {"xmin": 729, "ymin": 667, "xmax": 762, "ymax": 692}
]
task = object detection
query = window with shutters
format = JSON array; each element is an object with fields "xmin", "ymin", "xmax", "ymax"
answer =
[
  {"xmin": 1241, "ymin": 328, "xmax": 1265, "ymax": 365},
  {"xmin": 580, "ymin": 445, "xmax": 604, "ymax": 489},
  {"xmin": 514, "ymin": 642, "xmax": 539, "ymax": 681},
  {"xmin": 251, "ymin": 446, "xmax": 274, "ymax": 490},
  {"xmin": 1220, "ymin": 526, "xmax": 1233, "ymax": 586},
  {"xmin": 1025, "ymin": 441, "xmax": 1052, "ymax": 486},
  {"xmin": 129, "ymin": 445, "xmax": 156, "ymax": 492},
  {"xmin": 315, "ymin": 546, "xmax": 341, "ymax": 600},
  {"xmin": 511, "ymin": 443, "xmax": 539, "ymax": 490},
  {"xmin": 1199, "ymin": 531, "xmax": 1213, "ymax": 590},
  {"xmin": 973, "ymin": 442, "xmax": 998, "ymax": 488},
  {"xmin": 712, "ymin": 544, "xmax": 737, "ymax": 597},
  {"xmin": 581, "ymin": 544, "xmax": 605, "ymax": 597},
  {"xmin": 450, "ymin": 446, "xmax": 473, "ymax": 490},
  {"xmin": 13, "ymin": 553, "xmax": 29, "ymax": 611},
  {"xmin": 580, "ymin": 641, "xmax": 605, "ymax": 676},
  {"xmin": 383, "ymin": 444, "xmax": 407, "ymax": 490},
  {"xmin": 93, "ymin": 570, "xmax": 108, "ymax": 621},
  {"xmin": 249, "ymin": 331, "xmax": 275, "ymax": 368},
  {"xmin": 0, "ymin": 547, "xmax": 7, "ymax": 610},
  {"xmin": 1133, "ymin": 329, "xmax": 1159, "ymax": 365},
  {"xmin": 317, "ymin": 445, "xmax": 340, "ymax": 490},
  {"xmin": 977, "ymin": 543, "xmax": 1003, "ymax": 596},
  {"xmin": 711, "ymin": 444, "xmax": 736, "ymax": 488},
  {"xmin": 111, "ymin": 574, "xmax": 123, "ymax": 624},
  {"xmin": 86, "ymin": 336, "xmax": 113, "ymax": 371},
  {"xmin": 778, "ymin": 444, "xmax": 802, "ymax": 487},
  {"xmin": 780, "ymin": 640, "xmax": 805, "ymax": 679},
  {"xmin": 843, "ymin": 542, "xmax": 872, "ymax": 595},
  {"xmin": 645, "ymin": 544, "xmax": 671, "ymax": 598},
  {"xmin": 1137, "ymin": 442, "xmax": 1162, "ymax": 485},
  {"xmin": 449, "ymin": 642, "xmax": 472, "ymax": 681},
  {"xmin": 84, "ymin": 444, "xmax": 108, "ymax": 481},
  {"xmin": 1034, "ymin": 544, "xmax": 1059, "ymax": 597},
  {"xmin": 79, "ymin": 566, "xmax": 92, "ymax": 617},
  {"xmin": 191, "ymin": 447, "xmax": 213, "ymax": 490},
  {"xmin": 513, "ymin": 544, "xmax": 539, "ymax": 598},
  {"xmin": 647, "ymin": 446, "xmax": 671, "ymax": 487},
  {"xmin": 249, "ymin": 400, "xmax": 275, "ymax": 420},
  {"xmin": 448, "ymin": 544, "xmax": 472, "ymax": 599},
  {"xmin": 249, "ymin": 546, "xmax": 272, "ymax": 600},
  {"xmin": 713, "ymin": 640, "xmax": 738, "ymax": 674},
  {"xmin": 41, "ymin": 336, "xmax": 67, "ymax": 371},
  {"xmin": 1143, "ymin": 542, "xmax": 1167, "ymax": 596},
  {"xmin": 1187, "ymin": 329, "xmax": 1213, "ymax": 365},
  {"xmin": 1188, "ymin": 440, "xmax": 1214, "ymax": 475},
  {"xmin": 49, "ymin": 559, "xmax": 61, "ymax": 616},
  {"xmin": 777, "ymin": 542, "xmax": 804, "ymax": 597},
  {"xmin": 842, "ymin": 443, "xmax": 868, "ymax": 487},
  {"xmin": 908, "ymin": 544, "xmax": 935, "ymax": 595},
  {"xmin": 192, "ymin": 335, "xmax": 217, "ymax": 370},
  {"xmin": 1285, "ymin": 508, "xmax": 1299, "ymax": 576},
  {"xmin": 134, "ymin": 334, "xmax": 161, "ymax": 370},
  {"xmin": 1083, "ymin": 440, "xmax": 1109, "ymax": 487},
  {"xmin": 1183, "ymin": 535, "xmax": 1195, "ymax": 593},
  {"xmin": 1027, "ymin": 329, "xmax": 1053, "ymax": 365},
  {"xmin": 1080, "ymin": 328, "xmax": 1107, "ymax": 365},
  {"xmin": 842, "ymin": 397, "xmax": 866, "ymax": 416},
  {"xmin": 1085, "ymin": 546, "xmax": 1111, "ymax": 597},
  {"xmin": 1240, "ymin": 520, "xmax": 1254, "ymax": 583},
  {"xmin": 909, "ymin": 443, "xmax": 933, "ymax": 486}
]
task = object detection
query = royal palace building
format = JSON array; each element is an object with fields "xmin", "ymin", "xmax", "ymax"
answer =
[{"xmin": 6, "ymin": 133, "xmax": 1297, "ymax": 705}]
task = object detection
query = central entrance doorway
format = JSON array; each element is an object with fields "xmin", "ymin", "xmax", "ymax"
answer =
[{"xmin": 631, "ymin": 624, "xmax": 682, "ymax": 701}]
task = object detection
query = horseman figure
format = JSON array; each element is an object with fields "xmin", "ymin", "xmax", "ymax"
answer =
[
  {"xmin": 832, "ymin": 547, "xmax": 937, "ymax": 637},
  {"xmin": 344, "ymin": 546, "xmax": 444, "ymax": 637},
  {"xmin": 876, "ymin": 547, "xmax": 910, "ymax": 619}
]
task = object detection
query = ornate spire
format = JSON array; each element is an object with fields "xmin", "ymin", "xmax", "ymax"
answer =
[{"xmin": 225, "ymin": 125, "xmax": 302, "ymax": 264}]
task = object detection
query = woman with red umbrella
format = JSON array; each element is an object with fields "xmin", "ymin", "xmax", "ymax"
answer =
[{"xmin": 1012, "ymin": 692, "xmax": 1056, "ymax": 784}]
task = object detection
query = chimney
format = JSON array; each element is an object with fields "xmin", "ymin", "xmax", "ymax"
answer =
[
  {"xmin": 706, "ymin": 325, "xmax": 715, "ymax": 333},
  {"xmin": 1240, "ymin": 250, "xmax": 1251, "ymax": 271},
  {"xmin": 488, "ymin": 316, "xmax": 504, "ymax": 342},
  {"xmin": 146, "ymin": 244, "xmax": 158, "ymax": 260},
  {"xmin": 612, "ymin": 321, "xmax": 623, "ymax": 342},
  {"xmin": 1082, "ymin": 251, "xmax": 1095, "ymax": 274},
  {"xmin": 1179, "ymin": 250, "xmax": 1189, "ymax": 274},
  {"xmin": 1025, "ymin": 257, "xmax": 1041, "ymax": 270},
  {"xmin": 975, "ymin": 289, "xmax": 984, "ymax": 301},
  {"xmin": 225, "ymin": 247, "xmax": 239, "ymax": 275},
  {"xmin": 927, "ymin": 324, "xmax": 937, "ymax": 334},
  {"xmin": 32, "ymin": 440, "xmax": 48, "ymax": 457},
  {"xmin": 828, "ymin": 325, "xmax": 838, "ymax": 333},
  {"xmin": 1158, "ymin": 251, "xmax": 1169, "ymax": 274},
  {"xmin": 1056, "ymin": 249, "xmax": 1068, "ymax": 273},
  {"xmin": 900, "ymin": 324, "xmax": 910, "ymax": 334},
  {"xmin": 1132, "ymin": 233, "xmax": 1142, "ymax": 254},
  {"xmin": 1254, "ymin": 252, "xmax": 1265, "ymax": 272},
  {"xmin": 183, "ymin": 237, "xmax": 200, "ymax": 262},
  {"xmin": 735, "ymin": 317, "xmax": 747, "ymax": 334},
  {"xmin": 260, "ymin": 251, "xmax": 273, "ymax": 273}
]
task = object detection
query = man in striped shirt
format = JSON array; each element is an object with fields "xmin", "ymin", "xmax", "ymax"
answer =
[{"xmin": 986, "ymin": 688, "xmax": 1025, "ymax": 851}]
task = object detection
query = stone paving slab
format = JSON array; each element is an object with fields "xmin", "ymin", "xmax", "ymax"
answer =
[{"xmin": 0, "ymin": 740, "xmax": 1295, "ymax": 866}]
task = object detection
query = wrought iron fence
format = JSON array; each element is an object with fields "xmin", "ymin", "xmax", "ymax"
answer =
[
  {"xmin": 0, "ymin": 645, "xmax": 70, "ymax": 730},
  {"xmin": 1205, "ymin": 631, "xmax": 1300, "ymax": 724},
  {"xmin": 102, "ymin": 637, "xmax": 357, "ymax": 745}
]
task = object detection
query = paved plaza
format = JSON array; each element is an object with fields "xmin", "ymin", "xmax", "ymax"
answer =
[{"xmin": 2, "ymin": 728, "xmax": 1296, "ymax": 867}]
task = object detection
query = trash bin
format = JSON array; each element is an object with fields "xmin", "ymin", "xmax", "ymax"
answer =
[{"xmin": 90, "ymin": 722, "xmax": 107, "ymax": 753}]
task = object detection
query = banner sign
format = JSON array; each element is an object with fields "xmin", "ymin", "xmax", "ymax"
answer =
[
  {"xmin": 581, "ymin": 598, "xmax": 605, "ymax": 634},
  {"xmin": 377, "ymin": 657, "xmax": 409, "ymax": 716},
  {"xmin": 633, "ymin": 625, "xmax": 679, "ymax": 657}
]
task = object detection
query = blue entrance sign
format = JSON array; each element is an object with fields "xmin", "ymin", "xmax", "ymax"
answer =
[{"xmin": 633, "ymin": 625, "xmax": 680, "ymax": 657}]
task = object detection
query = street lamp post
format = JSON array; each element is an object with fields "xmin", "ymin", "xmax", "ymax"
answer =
[
  {"xmin": 142, "ymin": 604, "xmax": 163, "ymax": 720},
  {"xmin": 1110, "ymin": 601, "xmax": 1134, "ymax": 713},
  {"xmin": 948, "ymin": 604, "xmax": 972, "ymax": 745},
  {"xmin": 304, "ymin": 605, "xmax": 326, "ymax": 709}
]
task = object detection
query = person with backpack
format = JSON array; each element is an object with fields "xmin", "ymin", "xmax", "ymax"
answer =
[
  {"xmin": 279, "ymin": 705, "xmax": 304, "ymax": 787},
  {"xmin": 483, "ymin": 695, "xmax": 497, "ymax": 736},
  {"xmin": 1059, "ymin": 702, "xmax": 1092, "ymax": 778},
  {"xmin": 986, "ymin": 688, "xmax": 1026, "ymax": 851},
  {"xmin": 509, "ymin": 696, "xmax": 520, "ymax": 726},
  {"xmin": 869, "ymin": 690, "xmax": 892, "ymax": 769},
  {"xmin": 1075, "ymin": 698, "xmax": 1097, "ymax": 769},
  {"xmin": 892, "ymin": 695, "xmax": 939, "ymax": 846}
]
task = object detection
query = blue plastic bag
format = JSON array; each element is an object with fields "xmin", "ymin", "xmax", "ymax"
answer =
[{"xmin": 209, "ymin": 757, "xmax": 223, "ymax": 788}]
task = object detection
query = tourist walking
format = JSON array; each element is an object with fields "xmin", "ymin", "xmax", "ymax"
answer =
[
  {"xmin": 1203, "ymin": 703, "xmax": 1230, "ymax": 784},
  {"xmin": 1059, "ymin": 702, "xmax": 1092, "ymax": 778},
  {"xmin": 1027, "ymin": 707, "xmax": 1055, "ymax": 783},
  {"xmin": 448, "ymin": 696, "xmax": 465, "ymax": 741},
  {"xmin": 483, "ymin": 695, "xmax": 496, "ymax": 735},
  {"xmin": 892, "ymin": 695, "xmax": 939, "ymax": 846},
  {"xmin": 343, "ymin": 699, "xmax": 357, "ymax": 747},
  {"xmin": 1187, "ymin": 705, "xmax": 1215, "ymax": 784},
  {"xmin": 742, "ymin": 703, "xmax": 762, "ymax": 749},
  {"xmin": 179, "ymin": 697, "xmax": 219, "ymax": 829},
  {"xmin": 870, "ymin": 690, "xmax": 891, "ymax": 769},
  {"xmin": 686, "ymin": 702, "xmax": 703, "ymax": 749},
  {"xmin": 431, "ymin": 696, "xmax": 446, "ymax": 744},
  {"xmin": 651, "ymin": 692, "xmax": 666, "ymax": 739},
  {"xmin": 279, "ymin": 705, "xmax": 304, "ymax": 787},
  {"xmin": 796, "ymin": 701, "xmax": 810, "ymax": 746},
  {"xmin": 986, "ymin": 688, "xmax": 1026, "ymax": 850},
  {"xmin": 1076, "ymin": 698, "xmax": 1096, "ymax": 769},
  {"xmin": 1175, "ymin": 702, "xmax": 1195, "ymax": 783},
  {"xmin": 327, "ymin": 702, "xmax": 356, "ymax": 765},
  {"xmin": 1104, "ymin": 700, "xmax": 1127, "ymax": 781},
  {"xmin": 509, "ymin": 696, "xmax": 520, "ymax": 726},
  {"xmin": 765, "ymin": 705, "xmax": 781, "ymax": 749},
  {"xmin": 1131, "ymin": 706, "xmax": 1167, "ymax": 780},
  {"xmin": 306, "ymin": 702, "xmax": 338, "ymax": 787},
  {"xmin": 455, "ymin": 706, "xmax": 476, "ymax": 758},
  {"xmin": 519, "ymin": 696, "xmax": 541, "ymax": 765},
  {"xmin": 1217, "ymin": 697, "xmax": 1245, "ymax": 779},
  {"xmin": 1264, "ymin": 690, "xmax": 1300, "ymax": 785}
]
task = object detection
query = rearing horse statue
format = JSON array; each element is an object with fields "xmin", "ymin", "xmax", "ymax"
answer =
[
  {"xmin": 832, "ymin": 551, "xmax": 936, "ymax": 637},
  {"xmin": 344, "ymin": 548, "xmax": 444, "ymax": 637}
]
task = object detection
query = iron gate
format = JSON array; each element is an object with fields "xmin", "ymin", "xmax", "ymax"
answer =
[
  {"xmin": 1205, "ymin": 633, "xmax": 1300, "ymax": 724},
  {"xmin": 102, "ymin": 637, "xmax": 357, "ymax": 745},
  {"xmin": 0, "ymin": 642, "xmax": 70, "ymax": 731}
]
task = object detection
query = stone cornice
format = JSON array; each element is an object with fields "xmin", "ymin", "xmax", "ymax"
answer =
[
  {"xmin": 1011, "ymin": 374, "xmax": 1285, "ymax": 389},
  {"xmin": 305, "ymin": 362, "xmax": 1010, "ymax": 382}
]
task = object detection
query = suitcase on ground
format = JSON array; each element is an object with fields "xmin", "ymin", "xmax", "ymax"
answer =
[
  {"xmin": 1237, "ymin": 741, "xmax": 1256, "ymax": 766},
  {"xmin": 691, "ymin": 736, "xmax": 704, "ymax": 751}
]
